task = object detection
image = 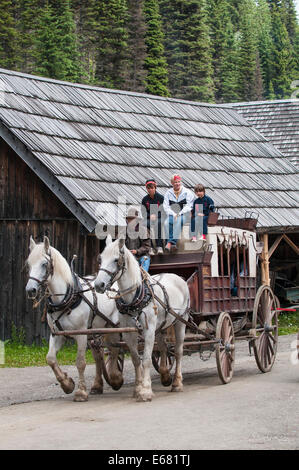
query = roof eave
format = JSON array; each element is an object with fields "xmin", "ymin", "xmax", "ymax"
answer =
[
  {"xmin": 257, "ymin": 225, "xmax": 299, "ymax": 235},
  {"xmin": 0, "ymin": 122, "xmax": 96, "ymax": 232}
]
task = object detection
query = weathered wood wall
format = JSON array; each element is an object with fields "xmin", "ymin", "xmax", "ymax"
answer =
[{"xmin": 0, "ymin": 141, "xmax": 101, "ymax": 344}]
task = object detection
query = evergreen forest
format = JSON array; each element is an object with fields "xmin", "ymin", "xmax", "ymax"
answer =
[{"xmin": 1, "ymin": 0, "xmax": 298, "ymax": 103}]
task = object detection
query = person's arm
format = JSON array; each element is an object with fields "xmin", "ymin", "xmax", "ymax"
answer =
[
  {"xmin": 208, "ymin": 196, "xmax": 215, "ymax": 212},
  {"xmin": 179, "ymin": 189, "xmax": 194, "ymax": 215},
  {"xmin": 163, "ymin": 191, "xmax": 176, "ymax": 217},
  {"xmin": 136, "ymin": 227, "xmax": 151, "ymax": 256}
]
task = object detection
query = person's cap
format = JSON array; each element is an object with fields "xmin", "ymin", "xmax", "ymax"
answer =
[
  {"xmin": 145, "ymin": 179, "xmax": 157, "ymax": 187},
  {"xmin": 125, "ymin": 205, "xmax": 143, "ymax": 219},
  {"xmin": 172, "ymin": 174, "xmax": 181, "ymax": 182}
]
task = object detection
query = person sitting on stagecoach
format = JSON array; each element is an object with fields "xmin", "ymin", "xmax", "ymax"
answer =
[
  {"xmin": 163, "ymin": 174, "xmax": 194, "ymax": 252},
  {"xmin": 124, "ymin": 205, "xmax": 151, "ymax": 272},
  {"xmin": 190, "ymin": 184, "xmax": 215, "ymax": 242},
  {"xmin": 141, "ymin": 178, "xmax": 164, "ymax": 256}
]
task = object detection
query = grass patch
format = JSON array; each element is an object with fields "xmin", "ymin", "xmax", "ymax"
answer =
[
  {"xmin": 278, "ymin": 309, "xmax": 299, "ymax": 335},
  {"xmin": 0, "ymin": 339, "xmax": 94, "ymax": 368}
]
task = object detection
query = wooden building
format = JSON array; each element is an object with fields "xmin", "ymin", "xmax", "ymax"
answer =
[{"xmin": 0, "ymin": 69, "xmax": 298, "ymax": 343}]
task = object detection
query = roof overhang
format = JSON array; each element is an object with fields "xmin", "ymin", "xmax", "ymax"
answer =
[{"xmin": 0, "ymin": 122, "xmax": 97, "ymax": 232}]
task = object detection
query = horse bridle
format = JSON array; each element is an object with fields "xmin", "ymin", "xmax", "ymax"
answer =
[
  {"xmin": 97, "ymin": 250, "xmax": 126, "ymax": 290},
  {"xmin": 28, "ymin": 250, "xmax": 54, "ymax": 294}
]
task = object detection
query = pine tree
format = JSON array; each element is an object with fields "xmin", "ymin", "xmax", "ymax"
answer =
[
  {"xmin": 0, "ymin": 0, "xmax": 17, "ymax": 69},
  {"xmin": 159, "ymin": 0, "xmax": 186, "ymax": 97},
  {"xmin": 257, "ymin": 0, "xmax": 273, "ymax": 98},
  {"xmin": 126, "ymin": 0, "xmax": 147, "ymax": 93},
  {"xmin": 209, "ymin": 0, "xmax": 240, "ymax": 102},
  {"xmin": 54, "ymin": 0, "xmax": 82, "ymax": 82},
  {"xmin": 16, "ymin": 0, "xmax": 42, "ymax": 73},
  {"xmin": 160, "ymin": 0, "xmax": 214, "ymax": 102},
  {"xmin": 238, "ymin": 0, "xmax": 262, "ymax": 101},
  {"xmin": 281, "ymin": 0, "xmax": 298, "ymax": 43},
  {"xmin": 95, "ymin": 0, "xmax": 130, "ymax": 90},
  {"xmin": 143, "ymin": 0, "xmax": 169, "ymax": 96},
  {"xmin": 269, "ymin": 2, "xmax": 294, "ymax": 98},
  {"xmin": 72, "ymin": 0, "xmax": 99, "ymax": 83},
  {"xmin": 34, "ymin": 2, "xmax": 60, "ymax": 78}
]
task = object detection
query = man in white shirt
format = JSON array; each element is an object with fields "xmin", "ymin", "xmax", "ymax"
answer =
[{"xmin": 163, "ymin": 174, "xmax": 194, "ymax": 252}]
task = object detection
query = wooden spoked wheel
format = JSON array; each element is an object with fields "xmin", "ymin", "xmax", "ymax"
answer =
[
  {"xmin": 152, "ymin": 348, "xmax": 175, "ymax": 374},
  {"xmin": 216, "ymin": 312, "xmax": 235, "ymax": 384},
  {"xmin": 252, "ymin": 285, "xmax": 278, "ymax": 373},
  {"xmin": 101, "ymin": 349, "xmax": 124, "ymax": 390}
]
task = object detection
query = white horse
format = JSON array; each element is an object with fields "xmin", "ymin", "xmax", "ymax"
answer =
[
  {"xmin": 94, "ymin": 235, "xmax": 190, "ymax": 402},
  {"xmin": 25, "ymin": 236, "xmax": 123, "ymax": 402}
]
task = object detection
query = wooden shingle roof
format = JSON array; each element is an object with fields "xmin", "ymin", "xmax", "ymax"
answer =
[
  {"xmin": 230, "ymin": 100, "xmax": 299, "ymax": 167},
  {"xmin": 0, "ymin": 68, "xmax": 298, "ymax": 233}
]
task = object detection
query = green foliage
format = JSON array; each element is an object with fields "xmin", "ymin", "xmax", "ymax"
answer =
[
  {"xmin": 209, "ymin": 0, "xmax": 240, "ymax": 102},
  {"xmin": 95, "ymin": 0, "xmax": 130, "ymax": 89},
  {"xmin": 161, "ymin": 0, "xmax": 214, "ymax": 102},
  {"xmin": 0, "ymin": 0, "xmax": 18, "ymax": 68},
  {"xmin": 10, "ymin": 322, "xmax": 26, "ymax": 346},
  {"xmin": 143, "ymin": 0, "xmax": 169, "ymax": 96},
  {"xmin": 238, "ymin": 0, "xmax": 263, "ymax": 101},
  {"xmin": 1, "ymin": 340, "xmax": 94, "ymax": 368},
  {"xmin": 269, "ymin": 2, "xmax": 294, "ymax": 98},
  {"xmin": 0, "ymin": 0, "xmax": 298, "ymax": 102},
  {"xmin": 278, "ymin": 310, "xmax": 299, "ymax": 335}
]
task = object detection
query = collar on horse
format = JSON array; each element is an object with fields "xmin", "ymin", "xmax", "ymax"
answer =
[
  {"xmin": 47, "ymin": 272, "xmax": 83, "ymax": 315},
  {"xmin": 116, "ymin": 280, "xmax": 152, "ymax": 316}
]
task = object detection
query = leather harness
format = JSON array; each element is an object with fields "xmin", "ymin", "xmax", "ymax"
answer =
[{"xmin": 28, "ymin": 250, "xmax": 118, "ymax": 334}]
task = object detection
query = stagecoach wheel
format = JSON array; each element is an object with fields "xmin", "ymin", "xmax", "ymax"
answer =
[
  {"xmin": 215, "ymin": 312, "xmax": 235, "ymax": 384},
  {"xmin": 252, "ymin": 285, "xmax": 278, "ymax": 373},
  {"xmin": 101, "ymin": 349, "xmax": 124, "ymax": 390},
  {"xmin": 152, "ymin": 349, "xmax": 175, "ymax": 374}
]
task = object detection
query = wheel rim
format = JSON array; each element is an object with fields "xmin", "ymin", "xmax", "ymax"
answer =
[
  {"xmin": 152, "ymin": 349, "xmax": 174, "ymax": 373},
  {"xmin": 252, "ymin": 285, "xmax": 278, "ymax": 373},
  {"xmin": 216, "ymin": 312, "xmax": 235, "ymax": 384},
  {"xmin": 101, "ymin": 349, "xmax": 124, "ymax": 386}
]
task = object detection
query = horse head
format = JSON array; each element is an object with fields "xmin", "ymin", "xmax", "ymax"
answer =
[
  {"xmin": 94, "ymin": 235, "xmax": 126, "ymax": 294},
  {"xmin": 25, "ymin": 236, "xmax": 54, "ymax": 299}
]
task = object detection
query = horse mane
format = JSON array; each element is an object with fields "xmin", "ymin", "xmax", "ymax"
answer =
[{"xmin": 28, "ymin": 243, "xmax": 73, "ymax": 286}]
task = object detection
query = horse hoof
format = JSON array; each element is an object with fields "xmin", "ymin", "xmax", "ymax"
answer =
[
  {"xmin": 74, "ymin": 390, "xmax": 89, "ymax": 402},
  {"xmin": 161, "ymin": 376, "xmax": 172, "ymax": 387},
  {"xmin": 111, "ymin": 379, "xmax": 124, "ymax": 391},
  {"xmin": 171, "ymin": 385, "xmax": 183, "ymax": 393},
  {"xmin": 60, "ymin": 377, "xmax": 75, "ymax": 394},
  {"xmin": 90, "ymin": 386, "xmax": 103, "ymax": 395},
  {"xmin": 136, "ymin": 391, "xmax": 153, "ymax": 402}
]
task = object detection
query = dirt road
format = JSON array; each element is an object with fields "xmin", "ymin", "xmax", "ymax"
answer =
[{"xmin": 0, "ymin": 334, "xmax": 298, "ymax": 450}]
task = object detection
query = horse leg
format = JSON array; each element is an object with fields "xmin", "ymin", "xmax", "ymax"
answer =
[
  {"xmin": 46, "ymin": 334, "xmax": 75, "ymax": 394},
  {"xmin": 137, "ymin": 322, "xmax": 155, "ymax": 402},
  {"xmin": 123, "ymin": 332, "xmax": 143, "ymax": 399},
  {"xmin": 90, "ymin": 344, "xmax": 104, "ymax": 395},
  {"xmin": 73, "ymin": 335, "xmax": 89, "ymax": 402},
  {"xmin": 171, "ymin": 322, "xmax": 186, "ymax": 392},
  {"xmin": 156, "ymin": 331, "xmax": 172, "ymax": 387},
  {"xmin": 105, "ymin": 334, "xmax": 124, "ymax": 391}
]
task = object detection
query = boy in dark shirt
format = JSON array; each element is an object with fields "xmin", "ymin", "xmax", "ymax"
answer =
[
  {"xmin": 190, "ymin": 184, "xmax": 214, "ymax": 241},
  {"xmin": 141, "ymin": 179, "xmax": 164, "ymax": 255}
]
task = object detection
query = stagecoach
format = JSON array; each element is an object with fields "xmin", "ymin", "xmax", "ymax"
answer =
[{"xmin": 52, "ymin": 213, "xmax": 279, "ymax": 387}]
